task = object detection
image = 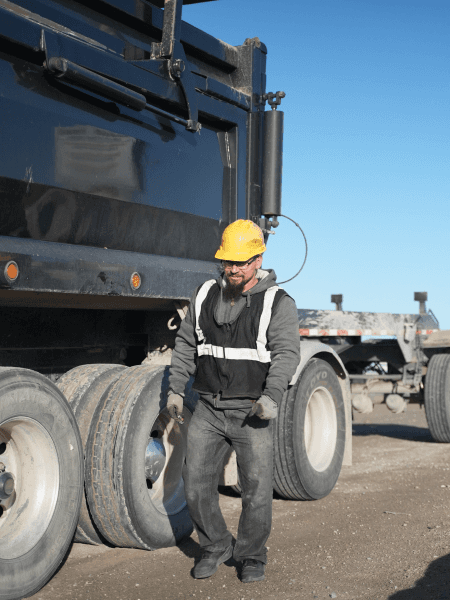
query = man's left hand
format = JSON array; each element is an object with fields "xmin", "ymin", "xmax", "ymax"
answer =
[{"xmin": 249, "ymin": 395, "xmax": 277, "ymax": 420}]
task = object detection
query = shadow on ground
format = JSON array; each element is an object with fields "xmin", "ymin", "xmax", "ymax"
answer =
[
  {"xmin": 389, "ymin": 553, "xmax": 450, "ymax": 599},
  {"xmin": 177, "ymin": 536, "xmax": 201, "ymax": 560},
  {"xmin": 352, "ymin": 423, "xmax": 433, "ymax": 442}
]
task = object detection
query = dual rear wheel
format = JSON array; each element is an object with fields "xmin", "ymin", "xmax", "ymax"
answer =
[
  {"xmin": 1, "ymin": 358, "xmax": 347, "ymax": 599},
  {"xmin": 57, "ymin": 364, "xmax": 196, "ymax": 550},
  {"xmin": 0, "ymin": 364, "xmax": 197, "ymax": 600}
]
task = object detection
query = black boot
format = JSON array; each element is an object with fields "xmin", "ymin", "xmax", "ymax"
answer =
[
  {"xmin": 192, "ymin": 546, "xmax": 233, "ymax": 579},
  {"xmin": 240, "ymin": 559, "xmax": 266, "ymax": 583}
]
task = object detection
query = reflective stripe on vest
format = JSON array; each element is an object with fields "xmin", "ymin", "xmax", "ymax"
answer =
[
  {"xmin": 255, "ymin": 286, "xmax": 278, "ymax": 362},
  {"xmin": 194, "ymin": 279, "xmax": 216, "ymax": 342},
  {"xmin": 198, "ymin": 344, "xmax": 263, "ymax": 361},
  {"xmin": 195, "ymin": 281, "xmax": 279, "ymax": 363}
]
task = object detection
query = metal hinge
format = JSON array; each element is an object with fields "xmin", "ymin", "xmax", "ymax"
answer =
[{"xmin": 148, "ymin": 0, "xmax": 201, "ymax": 132}]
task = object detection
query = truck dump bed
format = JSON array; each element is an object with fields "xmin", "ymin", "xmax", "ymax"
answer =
[{"xmin": 0, "ymin": 0, "xmax": 267, "ymax": 307}]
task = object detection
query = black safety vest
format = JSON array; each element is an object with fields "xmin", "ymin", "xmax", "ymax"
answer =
[{"xmin": 193, "ymin": 280, "xmax": 287, "ymax": 399}]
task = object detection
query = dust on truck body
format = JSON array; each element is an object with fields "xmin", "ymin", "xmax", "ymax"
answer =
[{"xmin": 0, "ymin": 0, "xmax": 354, "ymax": 597}]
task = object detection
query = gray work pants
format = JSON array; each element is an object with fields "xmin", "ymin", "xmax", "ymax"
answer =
[{"xmin": 183, "ymin": 399, "xmax": 274, "ymax": 563}]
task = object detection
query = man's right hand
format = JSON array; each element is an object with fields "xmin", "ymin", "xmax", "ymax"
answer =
[
  {"xmin": 167, "ymin": 393, "xmax": 184, "ymax": 422},
  {"xmin": 249, "ymin": 395, "xmax": 277, "ymax": 420}
]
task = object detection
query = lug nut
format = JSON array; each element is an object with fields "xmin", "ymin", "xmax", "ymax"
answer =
[{"xmin": 0, "ymin": 473, "xmax": 14, "ymax": 500}]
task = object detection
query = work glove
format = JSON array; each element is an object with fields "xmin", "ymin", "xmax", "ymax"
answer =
[
  {"xmin": 167, "ymin": 393, "xmax": 184, "ymax": 423},
  {"xmin": 249, "ymin": 395, "xmax": 277, "ymax": 420}
]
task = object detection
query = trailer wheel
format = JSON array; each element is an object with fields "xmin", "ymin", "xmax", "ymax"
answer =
[
  {"xmin": 274, "ymin": 358, "xmax": 345, "ymax": 500},
  {"xmin": 85, "ymin": 365, "xmax": 197, "ymax": 550},
  {"xmin": 0, "ymin": 368, "xmax": 83, "ymax": 600},
  {"xmin": 424, "ymin": 354, "xmax": 450, "ymax": 442},
  {"xmin": 57, "ymin": 364, "xmax": 126, "ymax": 545}
]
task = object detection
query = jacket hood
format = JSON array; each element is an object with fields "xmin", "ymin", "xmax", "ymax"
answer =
[
  {"xmin": 214, "ymin": 268, "xmax": 279, "ymax": 325},
  {"xmin": 218, "ymin": 267, "xmax": 277, "ymax": 290}
]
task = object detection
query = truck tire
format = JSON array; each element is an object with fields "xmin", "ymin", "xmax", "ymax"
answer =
[
  {"xmin": 274, "ymin": 358, "xmax": 345, "ymax": 500},
  {"xmin": 85, "ymin": 365, "xmax": 197, "ymax": 550},
  {"xmin": 424, "ymin": 354, "xmax": 450, "ymax": 442},
  {"xmin": 57, "ymin": 364, "xmax": 126, "ymax": 545},
  {"xmin": 0, "ymin": 368, "xmax": 83, "ymax": 600}
]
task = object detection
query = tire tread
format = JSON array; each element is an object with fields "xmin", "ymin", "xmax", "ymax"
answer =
[
  {"xmin": 424, "ymin": 354, "xmax": 450, "ymax": 442},
  {"xmin": 57, "ymin": 364, "xmax": 126, "ymax": 545},
  {"xmin": 273, "ymin": 358, "xmax": 345, "ymax": 501}
]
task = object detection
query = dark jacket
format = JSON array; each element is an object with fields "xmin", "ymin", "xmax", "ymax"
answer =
[{"xmin": 168, "ymin": 269, "xmax": 300, "ymax": 409}]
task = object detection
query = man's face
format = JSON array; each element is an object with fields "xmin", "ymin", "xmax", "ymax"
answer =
[{"xmin": 222, "ymin": 255, "xmax": 263, "ymax": 298}]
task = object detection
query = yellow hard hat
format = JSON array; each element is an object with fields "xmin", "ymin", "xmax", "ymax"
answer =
[{"xmin": 215, "ymin": 220, "xmax": 266, "ymax": 261}]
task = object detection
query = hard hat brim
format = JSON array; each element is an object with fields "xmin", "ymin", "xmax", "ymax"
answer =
[{"xmin": 215, "ymin": 246, "xmax": 266, "ymax": 261}]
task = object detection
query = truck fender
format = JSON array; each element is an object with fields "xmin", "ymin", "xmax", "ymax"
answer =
[{"xmin": 290, "ymin": 340, "xmax": 352, "ymax": 466}]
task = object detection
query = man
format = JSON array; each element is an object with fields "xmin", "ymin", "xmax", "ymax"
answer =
[{"xmin": 167, "ymin": 219, "xmax": 300, "ymax": 583}]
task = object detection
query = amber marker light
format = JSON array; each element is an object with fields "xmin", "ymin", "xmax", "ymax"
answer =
[
  {"xmin": 5, "ymin": 261, "xmax": 19, "ymax": 283},
  {"xmin": 130, "ymin": 272, "xmax": 141, "ymax": 290}
]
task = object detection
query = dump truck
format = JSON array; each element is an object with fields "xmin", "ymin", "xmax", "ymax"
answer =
[
  {"xmin": 0, "ymin": 1, "xmax": 355, "ymax": 598},
  {"xmin": 298, "ymin": 293, "xmax": 450, "ymax": 443},
  {"xmin": 5, "ymin": 2, "xmax": 449, "ymax": 598}
]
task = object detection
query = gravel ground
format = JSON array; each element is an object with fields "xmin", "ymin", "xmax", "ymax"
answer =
[{"xmin": 31, "ymin": 403, "xmax": 450, "ymax": 600}]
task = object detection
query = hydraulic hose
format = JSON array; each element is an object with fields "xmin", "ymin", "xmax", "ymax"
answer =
[{"xmin": 276, "ymin": 214, "xmax": 308, "ymax": 285}]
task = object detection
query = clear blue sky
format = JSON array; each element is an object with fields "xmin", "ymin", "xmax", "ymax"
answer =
[{"xmin": 184, "ymin": 0, "xmax": 450, "ymax": 328}]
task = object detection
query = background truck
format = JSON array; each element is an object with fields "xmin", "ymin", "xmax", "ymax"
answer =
[
  {"xmin": 298, "ymin": 292, "xmax": 450, "ymax": 442},
  {"xmin": 0, "ymin": 1, "xmax": 353, "ymax": 598}
]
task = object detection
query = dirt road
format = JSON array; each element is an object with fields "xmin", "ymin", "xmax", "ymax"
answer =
[{"xmin": 31, "ymin": 404, "xmax": 450, "ymax": 600}]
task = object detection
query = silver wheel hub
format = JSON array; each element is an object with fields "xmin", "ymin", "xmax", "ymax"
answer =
[
  {"xmin": 304, "ymin": 386, "xmax": 337, "ymax": 472},
  {"xmin": 146, "ymin": 408, "xmax": 191, "ymax": 516},
  {"xmin": 145, "ymin": 437, "xmax": 166, "ymax": 482},
  {"xmin": 0, "ymin": 417, "xmax": 59, "ymax": 559}
]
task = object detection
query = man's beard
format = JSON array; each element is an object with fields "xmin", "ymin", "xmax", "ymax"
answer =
[{"xmin": 223, "ymin": 273, "xmax": 246, "ymax": 301}]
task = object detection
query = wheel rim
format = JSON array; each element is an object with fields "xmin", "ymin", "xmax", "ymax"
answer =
[
  {"xmin": 146, "ymin": 408, "xmax": 192, "ymax": 516},
  {"xmin": 0, "ymin": 417, "xmax": 60, "ymax": 559},
  {"xmin": 304, "ymin": 386, "xmax": 337, "ymax": 472}
]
